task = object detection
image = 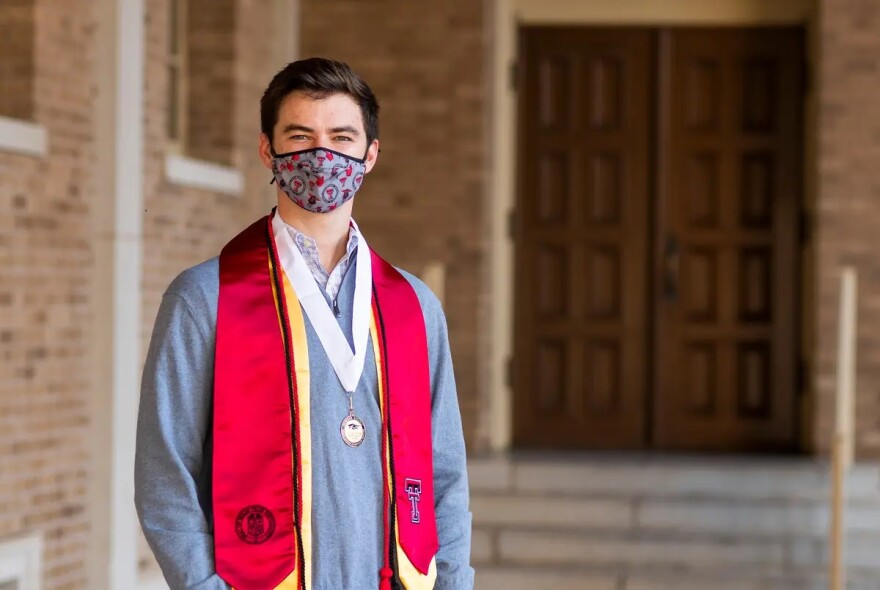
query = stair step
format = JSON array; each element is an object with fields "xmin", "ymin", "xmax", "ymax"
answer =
[
  {"xmin": 476, "ymin": 527, "xmax": 880, "ymax": 570},
  {"xmin": 468, "ymin": 456, "xmax": 880, "ymax": 500},
  {"xmin": 471, "ymin": 494, "xmax": 632, "ymax": 530},
  {"xmin": 476, "ymin": 565, "xmax": 617, "ymax": 590},
  {"xmin": 623, "ymin": 571, "xmax": 877, "ymax": 590},
  {"xmin": 471, "ymin": 493, "xmax": 880, "ymax": 537},
  {"xmin": 471, "ymin": 528, "xmax": 494, "ymax": 563},
  {"xmin": 496, "ymin": 528, "xmax": 787, "ymax": 569},
  {"xmin": 635, "ymin": 496, "xmax": 880, "ymax": 536},
  {"xmin": 468, "ymin": 456, "xmax": 880, "ymax": 587},
  {"xmin": 475, "ymin": 564, "xmax": 880, "ymax": 590}
]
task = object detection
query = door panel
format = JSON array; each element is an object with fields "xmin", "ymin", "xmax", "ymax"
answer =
[
  {"xmin": 513, "ymin": 28, "xmax": 652, "ymax": 449},
  {"xmin": 513, "ymin": 26, "xmax": 803, "ymax": 452},
  {"xmin": 653, "ymin": 29, "xmax": 803, "ymax": 451}
]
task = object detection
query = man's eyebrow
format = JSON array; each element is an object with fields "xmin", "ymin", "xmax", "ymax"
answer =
[
  {"xmin": 329, "ymin": 126, "xmax": 360, "ymax": 136},
  {"xmin": 280, "ymin": 124, "xmax": 314, "ymax": 134}
]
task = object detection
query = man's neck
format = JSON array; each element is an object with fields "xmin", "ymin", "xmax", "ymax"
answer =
[{"xmin": 277, "ymin": 198, "xmax": 353, "ymax": 273}]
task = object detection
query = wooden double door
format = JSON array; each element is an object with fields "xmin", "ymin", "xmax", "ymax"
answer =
[{"xmin": 513, "ymin": 27, "xmax": 805, "ymax": 452}]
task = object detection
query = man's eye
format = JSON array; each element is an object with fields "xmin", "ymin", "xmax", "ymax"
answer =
[
  {"xmin": 290, "ymin": 135, "xmax": 309, "ymax": 140},
  {"xmin": 334, "ymin": 136, "xmax": 353, "ymax": 142}
]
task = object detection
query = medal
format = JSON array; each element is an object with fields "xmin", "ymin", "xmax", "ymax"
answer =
[
  {"xmin": 272, "ymin": 212, "xmax": 374, "ymax": 448},
  {"xmin": 340, "ymin": 394, "xmax": 365, "ymax": 447}
]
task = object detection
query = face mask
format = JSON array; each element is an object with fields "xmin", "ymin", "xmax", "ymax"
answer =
[{"xmin": 271, "ymin": 147, "xmax": 367, "ymax": 214}]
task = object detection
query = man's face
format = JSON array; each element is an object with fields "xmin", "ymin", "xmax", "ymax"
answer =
[{"xmin": 259, "ymin": 90, "xmax": 379, "ymax": 174}]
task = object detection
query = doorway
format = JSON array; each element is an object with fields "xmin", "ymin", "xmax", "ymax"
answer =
[{"xmin": 512, "ymin": 27, "xmax": 805, "ymax": 452}]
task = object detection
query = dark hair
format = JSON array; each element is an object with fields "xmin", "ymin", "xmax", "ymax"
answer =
[{"xmin": 260, "ymin": 57, "xmax": 380, "ymax": 147}]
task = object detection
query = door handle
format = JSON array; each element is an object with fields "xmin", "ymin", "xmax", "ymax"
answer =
[{"xmin": 663, "ymin": 235, "xmax": 680, "ymax": 302}]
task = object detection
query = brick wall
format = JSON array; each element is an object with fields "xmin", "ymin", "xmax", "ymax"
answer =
[
  {"xmin": 0, "ymin": 0, "xmax": 36, "ymax": 120},
  {"xmin": 138, "ymin": 0, "xmax": 276, "ymax": 576},
  {"xmin": 299, "ymin": 0, "xmax": 489, "ymax": 451},
  {"xmin": 0, "ymin": 1, "xmax": 95, "ymax": 588},
  {"xmin": 185, "ymin": 0, "xmax": 236, "ymax": 165},
  {"xmin": 12, "ymin": 0, "xmax": 879, "ymax": 586},
  {"xmin": 816, "ymin": 0, "xmax": 880, "ymax": 457}
]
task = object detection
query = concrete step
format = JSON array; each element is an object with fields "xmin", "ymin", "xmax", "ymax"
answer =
[
  {"xmin": 476, "ymin": 565, "xmax": 617, "ymax": 590},
  {"xmin": 624, "ymin": 578, "xmax": 878, "ymax": 590},
  {"xmin": 633, "ymin": 496, "xmax": 880, "ymax": 537},
  {"xmin": 495, "ymin": 528, "xmax": 787, "ymax": 569},
  {"xmin": 473, "ymin": 526, "xmax": 880, "ymax": 571},
  {"xmin": 471, "ymin": 492, "xmax": 880, "ymax": 537},
  {"xmin": 468, "ymin": 455, "xmax": 880, "ymax": 587},
  {"xmin": 468, "ymin": 455, "xmax": 880, "ymax": 501},
  {"xmin": 475, "ymin": 564, "xmax": 880, "ymax": 590},
  {"xmin": 471, "ymin": 494, "xmax": 633, "ymax": 531}
]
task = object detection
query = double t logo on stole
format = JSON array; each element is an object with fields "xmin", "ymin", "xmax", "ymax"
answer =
[{"xmin": 405, "ymin": 478, "xmax": 422, "ymax": 524}]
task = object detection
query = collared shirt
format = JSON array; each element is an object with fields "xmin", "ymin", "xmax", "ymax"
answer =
[{"xmin": 284, "ymin": 222, "xmax": 359, "ymax": 301}]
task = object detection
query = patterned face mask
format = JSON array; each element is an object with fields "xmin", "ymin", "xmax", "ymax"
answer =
[{"xmin": 270, "ymin": 147, "xmax": 367, "ymax": 214}]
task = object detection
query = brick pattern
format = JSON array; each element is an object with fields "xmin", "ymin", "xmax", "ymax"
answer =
[
  {"xmin": 185, "ymin": 0, "xmax": 236, "ymax": 165},
  {"xmin": 0, "ymin": 0, "xmax": 36, "ymax": 120},
  {"xmin": 300, "ymin": 0, "xmax": 489, "ymax": 450},
  {"xmin": 816, "ymin": 0, "xmax": 880, "ymax": 457},
  {"xmin": 0, "ymin": 1, "xmax": 95, "ymax": 588},
  {"xmin": 137, "ymin": 0, "xmax": 276, "ymax": 577}
]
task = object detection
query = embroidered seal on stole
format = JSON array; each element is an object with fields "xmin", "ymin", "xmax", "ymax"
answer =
[{"xmin": 234, "ymin": 505, "xmax": 276, "ymax": 545}]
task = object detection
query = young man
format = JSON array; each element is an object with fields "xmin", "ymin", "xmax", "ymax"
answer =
[{"xmin": 135, "ymin": 58, "xmax": 474, "ymax": 590}]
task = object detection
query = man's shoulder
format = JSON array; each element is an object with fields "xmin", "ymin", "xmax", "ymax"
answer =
[
  {"xmin": 165, "ymin": 257, "xmax": 220, "ymax": 313},
  {"xmin": 395, "ymin": 268, "xmax": 444, "ymax": 324}
]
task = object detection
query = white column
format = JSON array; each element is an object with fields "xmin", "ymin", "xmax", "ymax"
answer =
[
  {"xmin": 487, "ymin": 0, "xmax": 517, "ymax": 451},
  {"xmin": 264, "ymin": 0, "xmax": 301, "ymax": 212},
  {"xmin": 88, "ymin": 0, "xmax": 144, "ymax": 587},
  {"xmin": 275, "ymin": 0, "xmax": 300, "ymax": 65}
]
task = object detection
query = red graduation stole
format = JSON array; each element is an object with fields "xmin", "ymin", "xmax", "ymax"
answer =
[{"xmin": 212, "ymin": 215, "xmax": 439, "ymax": 590}]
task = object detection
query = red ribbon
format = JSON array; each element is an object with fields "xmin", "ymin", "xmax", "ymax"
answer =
[
  {"xmin": 213, "ymin": 217, "xmax": 299, "ymax": 590},
  {"xmin": 372, "ymin": 250, "xmax": 439, "ymax": 574}
]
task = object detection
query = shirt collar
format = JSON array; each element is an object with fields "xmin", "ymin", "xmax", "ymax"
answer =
[{"xmin": 283, "ymin": 219, "xmax": 360, "ymax": 259}]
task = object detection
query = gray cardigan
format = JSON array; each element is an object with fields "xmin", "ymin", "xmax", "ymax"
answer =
[{"xmin": 134, "ymin": 252, "xmax": 474, "ymax": 590}]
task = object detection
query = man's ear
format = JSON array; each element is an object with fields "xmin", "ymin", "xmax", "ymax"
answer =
[
  {"xmin": 258, "ymin": 134, "xmax": 274, "ymax": 170},
  {"xmin": 364, "ymin": 139, "xmax": 380, "ymax": 174}
]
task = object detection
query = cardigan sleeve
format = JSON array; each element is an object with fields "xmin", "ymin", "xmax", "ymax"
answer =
[
  {"xmin": 135, "ymin": 277, "xmax": 230, "ymax": 590},
  {"xmin": 403, "ymin": 271, "xmax": 475, "ymax": 590}
]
